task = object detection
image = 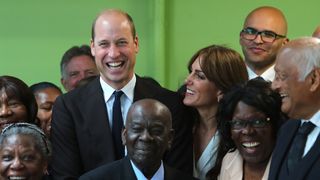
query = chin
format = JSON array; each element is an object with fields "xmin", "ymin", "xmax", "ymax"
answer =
[
  {"xmin": 281, "ymin": 105, "xmax": 291, "ymax": 116},
  {"xmin": 183, "ymin": 98, "xmax": 191, "ymax": 106}
]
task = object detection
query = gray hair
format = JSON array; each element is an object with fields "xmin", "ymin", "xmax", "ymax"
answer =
[
  {"xmin": 0, "ymin": 123, "xmax": 52, "ymax": 160},
  {"xmin": 60, "ymin": 44, "xmax": 94, "ymax": 78},
  {"xmin": 278, "ymin": 37, "xmax": 320, "ymax": 81}
]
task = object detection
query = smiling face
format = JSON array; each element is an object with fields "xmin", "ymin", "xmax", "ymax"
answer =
[
  {"xmin": 34, "ymin": 87, "xmax": 62, "ymax": 136},
  {"xmin": 240, "ymin": 7, "xmax": 288, "ymax": 72},
  {"xmin": 0, "ymin": 89, "xmax": 28, "ymax": 131},
  {"xmin": 61, "ymin": 55, "xmax": 98, "ymax": 91},
  {"xmin": 0, "ymin": 134, "xmax": 47, "ymax": 180},
  {"xmin": 91, "ymin": 10, "xmax": 139, "ymax": 90},
  {"xmin": 272, "ymin": 51, "xmax": 313, "ymax": 119},
  {"xmin": 231, "ymin": 101, "xmax": 275, "ymax": 166},
  {"xmin": 122, "ymin": 100, "xmax": 173, "ymax": 170},
  {"xmin": 183, "ymin": 57, "xmax": 219, "ymax": 110}
]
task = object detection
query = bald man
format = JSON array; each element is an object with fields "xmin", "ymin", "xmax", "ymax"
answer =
[
  {"xmin": 80, "ymin": 99, "xmax": 196, "ymax": 180},
  {"xmin": 240, "ymin": 6, "xmax": 289, "ymax": 81},
  {"xmin": 312, "ymin": 26, "xmax": 320, "ymax": 38}
]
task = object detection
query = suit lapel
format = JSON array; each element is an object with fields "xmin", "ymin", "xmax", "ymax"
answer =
[
  {"xmin": 294, "ymin": 132, "xmax": 320, "ymax": 179},
  {"xmin": 121, "ymin": 157, "xmax": 138, "ymax": 180},
  {"xmin": 133, "ymin": 76, "xmax": 157, "ymax": 101},
  {"xmin": 270, "ymin": 120, "xmax": 300, "ymax": 179},
  {"xmin": 79, "ymin": 79, "xmax": 115, "ymax": 160}
]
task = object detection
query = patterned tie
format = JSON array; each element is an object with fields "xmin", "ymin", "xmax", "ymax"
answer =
[
  {"xmin": 287, "ymin": 121, "xmax": 315, "ymax": 172},
  {"xmin": 112, "ymin": 91, "xmax": 124, "ymax": 160}
]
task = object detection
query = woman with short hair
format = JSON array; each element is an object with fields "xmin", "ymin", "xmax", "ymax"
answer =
[{"xmin": 0, "ymin": 122, "xmax": 51, "ymax": 180}]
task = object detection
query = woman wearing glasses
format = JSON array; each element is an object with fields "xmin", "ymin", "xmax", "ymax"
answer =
[
  {"xmin": 0, "ymin": 123, "xmax": 51, "ymax": 180},
  {"xmin": 212, "ymin": 77, "xmax": 285, "ymax": 180},
  {"xmin": 183, "ymin": 44, "xmax": 248, "ymax": 179}
]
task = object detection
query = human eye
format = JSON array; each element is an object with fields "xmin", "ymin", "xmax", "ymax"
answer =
[
  {"xmin": 22, "ymin": 154, "xmax": 36, "ymax": 161},
  {"xmin": 117, "ymin": 39, "xmax": 128, "ymax": 47},
  {"xmin": 87, "ymin": 70, "xmax": 96, "ymax": 75},
  {"xmin": 195, "ymin": 71, "xmax": 206, "ymax": 80},
  {"xmin": 252, "ymin": 119, "xmax": 268, "ymax": 128},
  {"xmin": 230, "ymin": 120, "xmax": 244, "ymax": 129},
  {"xmin": 262, "ymin": 31, "xmax": 276, "ymax": 39},
  {"xmin": 98, "ymin": 41, "xmax": 110, "ymax": 48},
  {"xmin": 278, "ymin": 73, "xmax": 287, "ymax": 81},
  {"xmin": 69, "ymin": 71, "xmax": 81, "ymax": 78},
  {"xmin": 1, "ymin": 154, "xmax": 13, "ymax": 161},
  {"xmin": 245, "ymin": 28, "xmax": 257, "ymax": 35},
  {"xmin": 150, "ymin": 127, "xmax": 164, "ymax": 136},
  {"xmin": 131, "ymin": 124, "xmax": 143, "ymax": 133},
  {"xmin": 8, "ymin": 100, "xmax": 23, "ymax": 108},
  {"xmin": 40, "ymin": 104, "xmax": 52, "ymax": 111}
]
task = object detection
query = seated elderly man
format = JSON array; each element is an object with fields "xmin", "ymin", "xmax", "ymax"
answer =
[{"xmin": 79, "ymin": 99, "xmax": 196, "ymax": 180}]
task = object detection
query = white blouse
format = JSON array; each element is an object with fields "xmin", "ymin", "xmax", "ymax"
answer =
[{"xmin": 193, "ymin": 131, "xmax": 220, "ymax": 180}]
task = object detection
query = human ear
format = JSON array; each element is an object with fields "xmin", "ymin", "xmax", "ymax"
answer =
[
  {"xmin": 90, "ymin": 39, "xmax": 95, "ymax": 56},
  {"xmin": 310, "ymin": 68, "xmax": 320, "ymax": 92},
  {"xmin": 282, "ymin": 38, "xmax": 289, "ymax": 45},
  {"xmin": 167, "ymin": 129, "xmax": 175, "ymax": 150},
  {"xmin": 61, "ymin": 78, "xmax": 67, "ymax": 90},
  {"xmin": 121, "ymin": 128, "xmax": 127, "ymax": 145},
  {"xmin": 134, "ymin": 35, "xmax": 139, "ymax": 54}
]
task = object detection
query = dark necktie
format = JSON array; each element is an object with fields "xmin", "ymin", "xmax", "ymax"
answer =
[
  {"xmin": 112, "ymin": 91, "xmax": 124, "ymax": 160},
  {"xmin": 287, "ymin": 121, "xmax": 315, "ymax": 172}
]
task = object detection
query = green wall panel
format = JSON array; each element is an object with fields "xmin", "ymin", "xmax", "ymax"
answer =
[{"xmin": 1, "ymin": 0, "xmax": 319, "ymax": 91}]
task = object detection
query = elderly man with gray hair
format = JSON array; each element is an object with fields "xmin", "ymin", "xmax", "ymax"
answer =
[{"xmin": 269, "ymin": 37, "xmax": 320, "ymax": 180}]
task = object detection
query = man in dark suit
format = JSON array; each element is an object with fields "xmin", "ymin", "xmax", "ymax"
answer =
[
  {"xmin": 79, "ymin": 99, "xmax": 196, "ymax": 180},
  {"xmin": 50, "ymin": 9, "xmax": 193, "ymax": 179},
  {"xmin": 269, "ymin": 37, "xmax": 320, "ymax": 180}
]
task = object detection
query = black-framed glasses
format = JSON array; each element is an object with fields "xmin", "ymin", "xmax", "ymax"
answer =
[
  {"xmin": 240, "ymin": 27, "xmax": 286, "ymax": 43},
  {"xmin": 229, "ymin": 117, "xmax": 271, "ymax": 130}
]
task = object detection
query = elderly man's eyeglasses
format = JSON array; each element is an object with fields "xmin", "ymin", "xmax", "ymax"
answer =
[
  {"xmin": 229, "ymin": 118, "xmax": 271, "ymax": 130},
  {"xmin": 240, "ymin": 27, "xmax": 286, "ymax": 43}
]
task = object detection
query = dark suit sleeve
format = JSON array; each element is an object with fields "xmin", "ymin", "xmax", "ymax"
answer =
[
  {"xmin": 165, "ymin": 165, "xmax": 198, "ymax": 180},
  {"xmin": 79, "ymin": 157, "xmax": 136, "ymax": 180},
  {"xmin": 160, "ymin": 92, "xmax": 194, "ymax": 174},
  {"xmin": 50, "ymin": 95, "xmax": 83, "ymax": 180}
]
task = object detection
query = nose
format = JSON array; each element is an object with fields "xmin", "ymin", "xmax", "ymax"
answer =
[
  {"xmin": 241, "ymin": 124, "xmax": 255, "ymax": 135},
  {"xmin": 184, "ymin": 74, "xmax": 193, "ymax": 85},
  {"xmin": 108, "ymin": 44, "xmax": 120, "ymax": 59},
  {"xmin": 271, "ymin": 79, "xmax": 279, "ymax": 91},
  {"xmin": 0, "ymin": 104, "xmax": 13, "ymax": 117},
  {"xmin": 139, "ymin": 130, "xmax": 153, "ymax": 141},
  {"xmin": 78, "ymin": 71, "xmax": 86, "ymax": 80},
  {"xmin": 10, "ymin": 157, "xmax": 24, "ymax": 170},
  {"xmin": 74, "ymin": 71, "xmax": 87, "ymax": 85},
  {"xmin": 253, "ymin": 34, "xmax": 264, "ymax": 44}
]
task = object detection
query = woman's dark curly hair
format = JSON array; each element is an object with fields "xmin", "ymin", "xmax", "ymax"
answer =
[{"xmin": 206, "ymin": 77, "xmax": 286, "ymax": 180}]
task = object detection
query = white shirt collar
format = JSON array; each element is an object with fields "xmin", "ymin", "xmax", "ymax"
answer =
[
  {"xmin": 130, "ymin": 160, "xmax": 164, "ymax": 180},
  {"xmin": 100, "ymin": 74, "xmax": 136, "ymax": 102},
  {"xmin": 302, "ymin": 111, "xmax": 320, "ymax": 128},
  {"xmin": 246, "ymin": 64, "xmax": 275, "ymax": 82}
]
